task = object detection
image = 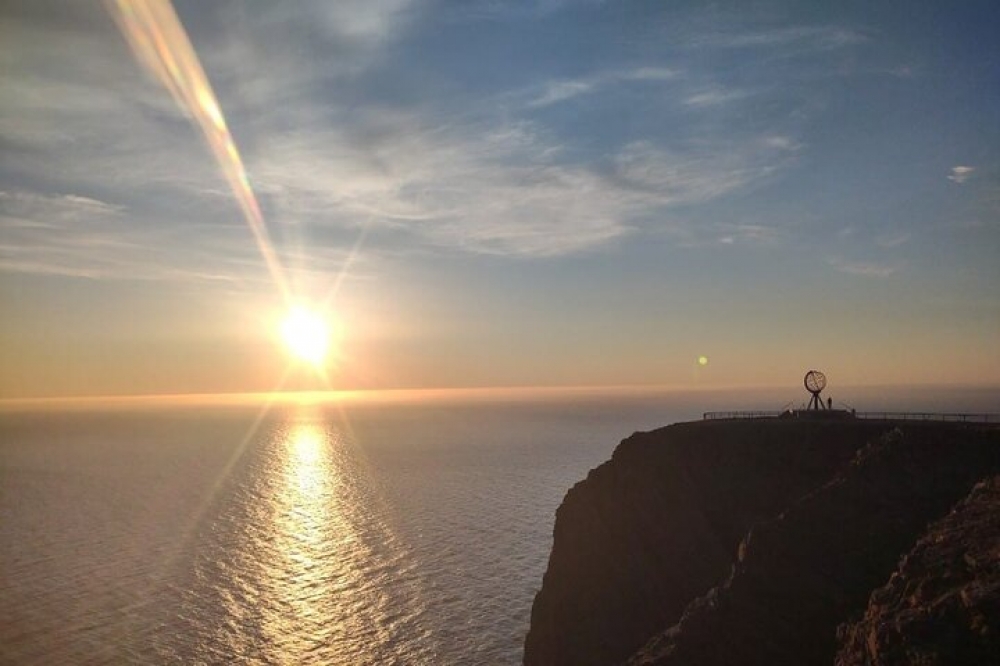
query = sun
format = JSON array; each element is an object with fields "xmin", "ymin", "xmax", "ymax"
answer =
[{"xmin": 280, "ymin": 306, "xmax": 331, "ymax": 368}]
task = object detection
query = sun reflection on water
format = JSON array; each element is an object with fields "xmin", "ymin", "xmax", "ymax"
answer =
[
  {"xmin": 264, "ymin": 416, "xmax": 340, "ymax": 659},
  {"xmin": 179, "ymin": 409, "xmax": 432, "ymax": 664},
  {"xmin": 286, "ymin": 422, "xmax": 328, "ymax": 496},
  {"xmin": 247, "ymin": 411, "xmax": 429, "ymax": 664}
]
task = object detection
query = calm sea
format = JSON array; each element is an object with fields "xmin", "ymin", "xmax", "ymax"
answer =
[{"xmin": 1, "ymin": 386, "xmax": 996, "ymax": 665}]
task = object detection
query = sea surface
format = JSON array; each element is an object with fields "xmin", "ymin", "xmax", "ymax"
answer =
[{"xmin": 1, "ymin": 386, "xmax": 996, "ymax": 665}]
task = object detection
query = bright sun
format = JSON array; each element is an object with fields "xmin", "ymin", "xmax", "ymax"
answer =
[{"xmin": 280, "ymin": 306, "xmax": 331, "ymax": 368}]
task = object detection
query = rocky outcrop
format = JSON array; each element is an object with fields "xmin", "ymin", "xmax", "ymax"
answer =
[
  {"xmin": 524, "ymin": 419, "xmax": 1000, "ymax": 666},
  {"xmin": 523, "ymin": 419, "xmax": 895, "ymax": 666},
  {"xmin": 835, "ymin": 475, "xmax": 1000, "ymax": 666}
]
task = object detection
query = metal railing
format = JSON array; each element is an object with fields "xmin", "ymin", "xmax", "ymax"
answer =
[
  {"xmin": 703, "ymin": 410, "xmax": 1000, "ymax": 424},
  {"xmin": 703, "ymin": 411, "xmax": 784, "ymax": 420},
  {"xmin": 854, "ymin": 412, "xmax": 1000, "ymax": 423}
]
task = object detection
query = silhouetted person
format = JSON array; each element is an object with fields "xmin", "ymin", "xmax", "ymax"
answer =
[{"xmin": 827, "ymin": 397, "xmax": 832, "ymax": 410}]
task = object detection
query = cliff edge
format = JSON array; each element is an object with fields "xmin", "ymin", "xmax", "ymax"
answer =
[{"xmin": 523, "ymin": 419, "xmax": 1000, "ymax": 666}]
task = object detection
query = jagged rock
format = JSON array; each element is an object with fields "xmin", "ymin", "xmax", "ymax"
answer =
[
  {"xmin": 834, "ymin": 475, "xmax": 1000, "ymax": 666},
  {"xmin": 523, "ymin": 419, "xmax": 895, "ymax": 666},
  {"xmin": 624, "ymin": 424, "xmax": 1000, "ymax": 666}
]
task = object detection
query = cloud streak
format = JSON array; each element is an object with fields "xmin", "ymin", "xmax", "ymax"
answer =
[
  {"xmin": 246, "ymin": 111, "xmax": 804, "ymax": 258},
  {"xmin": 0, "ymin": 189, "xmax": 360, "ymax": 286},
  {"xmin": 948, "ymin": 165, "xmax": 975, "ymax": 184},
  {"xmin": 828, "ymin": 257, "xmax": 899, "ymax": 278},
  {"xmin": 682, "ymin": 87, "xmax": 749, "ymax": 108},
  {"xmin": 524, "ymin": 66, "xmax": 679, "ymax": 109},
  {"xmin": 687, "ymin": 25, "xmax": 868, "ymax": 51}
]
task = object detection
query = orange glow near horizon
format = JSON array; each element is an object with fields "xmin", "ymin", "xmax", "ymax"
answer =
[{"xmin": 0, "ymin": 383, "xmax": 819, "ymax": 411}]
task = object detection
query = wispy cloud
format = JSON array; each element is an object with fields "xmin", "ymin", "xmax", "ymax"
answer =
[
  {"xmin": 948, "ymin": 165, "xmax": 975, "ymax": 184},
  {"xmin": 0, "ymin": 191, "xmax": 123, "ymax": 218},
  {"xmin": 316, "ymin": 0, "xmax": 413, "ymax": 42},
  {"xmin": 526, "ymin": 80, "xmax": 598, "ymax": 108},
  {"xmin": 0, "ymin": 189, "xmax": 362, "ymax": 285},
  {"xmin": 875, "ymin": 232, "xmax": 910, "ymax": 248},
  {"xmin": 828, "ymin": 257, "xmax": 899, "ymax": 277},
  {"xmin": 525, "ymin": 66, "xmax": 679, "ymax": 108},
  {"xmin": 251, "ymin": 121, "xmax": 790, "ymax": 257},
  {"xmin": 761, "ymin": 135, "xmax": 802, "ymax": 151},
  {"xmin": 449, "ymin": 0, "xmax": 608, "ymax": 22},
  {"xmin": 0, "ymin": 189, "xmax": 151, "ymax": 279},
  {"xmin": 1, "ymin": 190, "xmax": 196, "ymax": 279},
  {"xmin": 689, "ymin": 26, "xmax": 868, "ymax": 51},
  {"xmin": 717, "ymin": 224, "xmax": 781, "ymax": 246},
  {"xmin": 683, "ymin": 87, "xmax": 749, "ymax": 108},
  {"xmin": 611, "ymin": 139, "xmax": 788, "ymax": 204},
  {"xmin": 884, "ymin": 65, "xmax": 917, "ymax": 79},
  {"xmin": 623, "ymin": 67, "xmax": 679, "ymax": 82}
]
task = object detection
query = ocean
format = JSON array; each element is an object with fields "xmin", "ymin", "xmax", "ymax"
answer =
[{"xmin": 1, "ymin": 386, "xmax": 996, "ymax": 665}]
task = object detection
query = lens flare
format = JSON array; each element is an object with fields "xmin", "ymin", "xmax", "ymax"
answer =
[{"xmin": 106, "ymin": 0, "xmax": 289, "ymax": 302}]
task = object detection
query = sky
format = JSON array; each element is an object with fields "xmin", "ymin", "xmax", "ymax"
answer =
[{"xmin": 1, "ymin": 0, "xmax": 998, "ymax": 399}]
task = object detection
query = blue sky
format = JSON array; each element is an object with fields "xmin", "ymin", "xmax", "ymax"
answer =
[{"xmin": 1, "ymin": 0, "xmax": 998, "ymax": 397}]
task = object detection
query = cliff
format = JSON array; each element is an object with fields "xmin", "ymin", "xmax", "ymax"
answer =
[
  {"xmin": 523, "ymin": 419, "xmax": 1000, "ymax": 666},
  {"xmin": 834, "ymin": 474, "xmax": 1000, "ymax": 666}
]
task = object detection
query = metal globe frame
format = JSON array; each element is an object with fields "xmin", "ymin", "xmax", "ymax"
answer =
[{"xmin": 804, "ymin": 370, "xmax": 827, "ymax": 410}]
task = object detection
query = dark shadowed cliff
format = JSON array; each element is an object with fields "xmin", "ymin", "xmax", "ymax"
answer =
[
  {"xmin": 523, "ymin": 419, "xmax": 1000, "ymax": 666},
  {"xmin": 835, "ymin": 474, "xmax": 1000, "ymax": 666}
]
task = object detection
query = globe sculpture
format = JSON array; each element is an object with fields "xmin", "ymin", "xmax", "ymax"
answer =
[{"xmin": 804, "ymin": 370, "xmax": 827, "ymax": 410}]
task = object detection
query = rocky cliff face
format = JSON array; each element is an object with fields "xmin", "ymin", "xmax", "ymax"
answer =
[
  {"xmin": 835, "ymin": 474, "xmax": 1000, "ymax": 666},
  {"xmin": 523, "ymin": 419, "xmax": 1000, "ymax": 666},
  {"xmin": 523, "ymin": 419, "xmax": 895, "ymax": 666}
]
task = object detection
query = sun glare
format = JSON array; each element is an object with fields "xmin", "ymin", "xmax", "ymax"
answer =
[{"xmin": 280, "ymin": 306, "xmax": 331, "ymax": 368}]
